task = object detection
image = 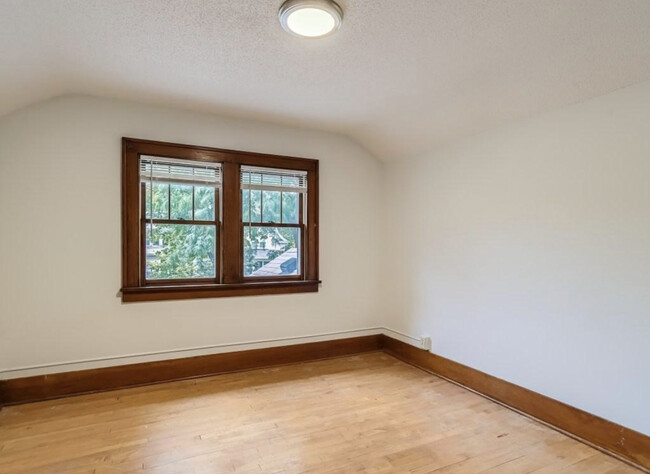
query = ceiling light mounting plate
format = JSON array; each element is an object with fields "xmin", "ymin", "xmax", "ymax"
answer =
[{"xmin": 279, "ymin": 0, "xmax": 343, "ymax": 38}]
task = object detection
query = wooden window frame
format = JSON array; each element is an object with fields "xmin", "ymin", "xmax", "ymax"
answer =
[{"xmin": 121, "ymin": 138, "xmax": 319, "ymax": 302}]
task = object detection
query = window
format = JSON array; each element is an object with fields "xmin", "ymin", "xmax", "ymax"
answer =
[
  {"xmin": 141, "ymin": 156, "xmax": 221, "ymax": 281},
  {"xmin": 241, "ymin": 166, "xmax": 306, "ymax": 278},
  {"xmin": 121, "ymin": 138, "xmax": 319, "ymax": 302}
]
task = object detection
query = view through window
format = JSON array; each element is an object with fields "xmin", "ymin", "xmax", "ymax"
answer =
[
  {"xmin": 141, "ymin": 156, "xmax": 221, "ymax": 281},
  {"xmin": 241, "ymin": 166, "xmax": 307, "ymax": 278},
  {"xmin": 121, "ymin": 138, "xmax": 319, "ymax": 301}
]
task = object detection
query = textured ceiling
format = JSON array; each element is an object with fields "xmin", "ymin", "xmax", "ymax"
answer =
[{"xmin": 2, "ymin": 0, "xmax": 650, "ymax": 161}]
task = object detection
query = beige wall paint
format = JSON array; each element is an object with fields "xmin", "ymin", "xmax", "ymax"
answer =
[
  {"xmin": 383, "ymin": 81, "xmax": 650, "ymax": 435},
  {"xmin": 0, "ymin": 95, "xmax": 384, "ymax": 375}
]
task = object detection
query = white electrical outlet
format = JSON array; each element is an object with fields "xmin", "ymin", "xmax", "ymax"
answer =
[{"xmin": 420, "ymin": 335, "xmax": 432, "ymax": 351}]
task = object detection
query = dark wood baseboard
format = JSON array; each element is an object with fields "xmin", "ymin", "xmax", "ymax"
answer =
[
  {"xmin": 381, "ymin": 335, "xmax": 650, "ymax": 471},
  {"xmin": 0, "ymin": 335, "xmax": 382, "ymax": 406},
  {"xmin": 1, "ymin": 333, "xmax": 647, "ymax": 470}
]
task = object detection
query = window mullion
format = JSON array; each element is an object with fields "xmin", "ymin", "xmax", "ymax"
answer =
[{"xmin": 221, "ymin": 161, "xmax": 242, "ymax": 283}]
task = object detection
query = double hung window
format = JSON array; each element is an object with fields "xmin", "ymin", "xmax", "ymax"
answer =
[
  {"xmin": 121, "ymin": 138, "xmax": 319, "ymax": 302},
  {"xmin": 241, "ymin": 166, "xmax": 307, "ymax": 278}
]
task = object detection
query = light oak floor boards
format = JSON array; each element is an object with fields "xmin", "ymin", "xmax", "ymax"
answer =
[{"xmin": 0, "ymin": 353, "xmax": 640, "ymax": 473}]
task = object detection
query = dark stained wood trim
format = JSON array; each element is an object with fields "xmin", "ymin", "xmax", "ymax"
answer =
[
  {"xmin": 221, "ymin": 161, "xmax": 241, "ymax": 284},
  {"xmin": 306, "ymin": 161, "xmax": 319, "ymax": 281},
  {"xmin": 122, "ymin": 139, "xmax": 141, "ymax": 288},
  {"xmin": 124, "ymin": 137, "xmax": 318, "ymax": 171},
  {"xmin": 122, "ymin": 137, "xmax": 319, "ymax": 301},
  {"xmin": 0, "ymin": 335, "xmax": 382, "ymax": 406},
  {"xmin": 121, "ymin": 280, "xmax": 319, "ymax": 302},
  {"xmin": 380, "ymin": 335, "xmax": 650, "ymax": 470}
]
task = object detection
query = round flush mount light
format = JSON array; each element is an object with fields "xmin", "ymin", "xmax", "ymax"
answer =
[{"xmin": 279, "ymin": 0, "xmax": 343, "ymax": 38}]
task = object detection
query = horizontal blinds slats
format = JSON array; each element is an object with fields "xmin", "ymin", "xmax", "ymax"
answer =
[
  {"xmin": 241, "ymin": 165, "xmax": 307, "ymax": 191},
  {"xmin": 140, "ymin": 155, "xmax": 222, "ymax": 185}
]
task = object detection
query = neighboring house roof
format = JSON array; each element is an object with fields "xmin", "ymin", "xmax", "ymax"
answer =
[
  {"xmin": 252, "ymin": 249, "xmax": 271, "ymax": 261},
  {"xmin": 251, "ymin": 248, "xmax": 298, "ymax": 277}
]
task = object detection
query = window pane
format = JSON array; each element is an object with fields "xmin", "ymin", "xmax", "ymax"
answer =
[
  {"xmin": 242, "ymin": 189, "xmax": 249, "ymax": 222},
  {"xmin": 145, "ymin": 182, "xmax": 169, "ymax": 219},
  {"xmin": 281, "ymin": 192, "xmax": 299, "ymax": 224},
  {"xmin": 282, "ymin": 175, "xmax": 300, "ymax": 187},
  {"xmin": 242, "ymin": 189, "xmax": 261, "ymax": 223},
  {"xmin": 170, "ymin": 184, "xmax": 193, "ymax": 220},
  {"xmin": 194, "ymin": 186, "xmax": 215, "ymax": 221},
  {"xmin": 241, "ymin": 172, "xmax": 262, "ymax": 186},
  {"xmin": 146, "ymin": 224, "xmax": 216, "ymax": 279},
  {"xmin": 244, "ymin": 226, "xmax": 300, "ymax": 277},
  {"xmin": 262, "ymin": 190, "xmax": 281, "ymax": 223}
]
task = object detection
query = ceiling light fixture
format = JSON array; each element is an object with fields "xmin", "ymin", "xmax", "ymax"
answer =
[{"xmin": 279, "ymin": 0, "xmax": 343, "ymax": 38}]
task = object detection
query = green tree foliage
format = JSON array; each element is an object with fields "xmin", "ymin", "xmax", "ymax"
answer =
[
  {"xmin": 145, "ymin": 183, "xmax": 168, "ymax": 219},
  {"xmin": 145, "ymin": 183, "xmax": 301, "ymax": 278},
  {"xmin": 147, "ymin": 224, "xmax": 215, "ymax": 278},
  {"xmin": 145, "ymin": 183, "xmax": 216, "ymax": 279}
]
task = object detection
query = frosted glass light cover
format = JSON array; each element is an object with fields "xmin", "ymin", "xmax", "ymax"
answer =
[
  {"xmin": 287, "ymin": 8, "xmax": 336, "ymax": 37},
  {"xmin": 279, "ymin": 0, "xmax": 343, "ymax": 38}
]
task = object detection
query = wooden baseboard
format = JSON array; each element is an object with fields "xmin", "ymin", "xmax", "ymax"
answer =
[
  {"xmin": 381, "ymin": 335, "xmax": 650, "ymax": 471},
  {"xmin": 0, "ymin": 335, "xmax": 382, "ymax": 405},
  {"xmin": 1, "ymin": 333, "xmax": 647, "ymax": 470}
]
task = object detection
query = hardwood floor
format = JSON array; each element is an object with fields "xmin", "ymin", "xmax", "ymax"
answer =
[{"xmin": 0, "ymin": 353, "xmax": 641, "ymax": 473}]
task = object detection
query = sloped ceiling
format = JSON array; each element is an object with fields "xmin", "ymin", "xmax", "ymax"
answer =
[{"xmin": 2, "ymin": 0, "xmax": 650, "ymax": 161}]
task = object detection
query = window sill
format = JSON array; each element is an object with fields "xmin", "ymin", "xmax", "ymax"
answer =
[{"xmin": 120, "ymin": 280, "xmax": 320, "ymax": 302}]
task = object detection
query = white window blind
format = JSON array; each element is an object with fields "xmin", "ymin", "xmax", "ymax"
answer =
[
  {"xmin": 140, "ymin": 155, "xmax": 222, "ymax": 185},
  {"xmin": 241, "ymin": 166, "xmax": 307, "ymax": 193}
]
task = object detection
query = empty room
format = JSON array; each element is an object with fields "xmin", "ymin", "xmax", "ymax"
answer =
[{"xmin": 0, "ymin": 1, "xmax": 649, "ymax": 472}]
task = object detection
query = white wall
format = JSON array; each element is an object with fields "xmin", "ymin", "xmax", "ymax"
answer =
[
  {"xmin": 0, "ymin": 95, "xmax": 384, "ymax": 376},
  {"xmin": 2, "ymin": 84, "xmax": 648, "ymax": 435},
  {"xmin": 383, "ymin": 81, "xmax": 650, "ymax": 435}
]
